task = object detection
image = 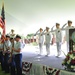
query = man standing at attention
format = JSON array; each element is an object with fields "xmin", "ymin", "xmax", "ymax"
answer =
[
  {"xmin": 43, "ymin": 27, "xmax": 51, "ymax": 56},
  {"xmin": 12, "ymin": 35, "xmax": 22, "ymax": 75},
  {"xmin": 51, "ymin": 23, "xmax": 62, "ymax": 57},
  {"xmin": 34, "ymin": 28, "xmax": 44, "ymax": 55},
  {"xmin": 4, "ymin": 34, "xmax": 11, "ymax": 73},
  {"xmin": 62, "ymin": 20, "xmax": 74, "ymax": 52}
]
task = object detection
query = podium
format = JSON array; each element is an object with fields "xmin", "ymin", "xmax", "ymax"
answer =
[{"xmin": 69, "ymin": 29, "xmax": 75, "ymax": 51}]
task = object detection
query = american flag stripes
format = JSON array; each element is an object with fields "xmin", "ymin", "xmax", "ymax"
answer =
[{"xmin": 0, "ymin": 2, "xmax": 5, "ymax": 36}]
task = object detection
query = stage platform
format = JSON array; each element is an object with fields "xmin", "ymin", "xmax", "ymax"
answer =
[{"xmin": 22, "ymin": 42, "xmax": 67, "ymax": 70}]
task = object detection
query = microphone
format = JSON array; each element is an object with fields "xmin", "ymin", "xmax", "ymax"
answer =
[{"xmin": 62, "ymin": 23, "xmax": 67, "ymax": 28}]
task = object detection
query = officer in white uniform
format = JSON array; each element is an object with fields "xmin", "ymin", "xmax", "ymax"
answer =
[
  {"xmin": 10, "ymin": 29, "xmax": 16, "ymax": 38},
  {"xmin": 43, "ymin": 27, "xmax": 51, "ymax": 56},
  {"xmin": 51, "ymin": 23, "xmax": 62, "ymax": 57},
  {"xmin": 34, "ymin": 28, "xmax": 44, "ymax": 55},
  {"xmin": 62, "ymin": 20, "xmax": 74, "ymax": 52}
]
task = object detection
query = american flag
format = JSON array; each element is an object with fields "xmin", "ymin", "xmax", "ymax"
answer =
[
  {"xmin": 0, "ymin": 17, "xmax": 4, "ymax": 28},
  {"xmin": 0, "ymin": 2, "xmax": 5, "ymax": 36}
]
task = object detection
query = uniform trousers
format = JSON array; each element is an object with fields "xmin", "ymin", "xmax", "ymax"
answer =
[
  {"xmin": 56, "ymin": 42, "xmax": 61, "ymax": 56},
  {"xmin": 46, "ymin": 43, "xmax": 50, "ymax": 55},
  {"xmin": 4, "ymin": 53, "xmax": 10, "ymax": 73},
  {"xmin": 14, "ymin": 54, "xmax": 22, "ymax": 75},
  {"xmin": 10, "ymin": 55, "xmax": 16, "ymax": 75},
  {"xmin": 0, "ymin": 51, "xmax": 4, "ymax": 71},
  {"xmin": 39, "ymin": 43, "xmax": 43, "ymax": 54}
]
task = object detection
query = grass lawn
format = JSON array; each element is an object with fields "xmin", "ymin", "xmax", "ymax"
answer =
[
  {"xmin": 0, "ymin": 64, "xmax": 10, "ymax": 75},
  {"xmin": 0, "ymin": 63, "xmax": 24, "ymax": 75}
]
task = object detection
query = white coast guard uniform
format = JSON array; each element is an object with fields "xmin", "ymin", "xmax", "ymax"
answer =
[
  {"xmin": 35, "ymin": 32, "xmax": 44, "ymax": 55},
  {"xmin": 10, "ymin": 34, "xmax": 15, "ymax": 38},
  {"xmin": 44, "ymin": 31, "xmax": 51, "ymax": 56},
  {"xmin": 56, "ymin": 29, "xmax": 62, "ymax": 56},
  {"xmin": 52, "ymin": 29, "xmax": 62, "ymax": 56}
]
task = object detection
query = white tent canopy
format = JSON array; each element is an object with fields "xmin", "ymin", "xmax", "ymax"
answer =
[{"xmin": 0, "ymin": 0, "xmax": 75, "ymax": 35}]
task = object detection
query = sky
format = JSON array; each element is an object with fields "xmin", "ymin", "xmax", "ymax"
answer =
[{"xmin": 0, "ymin": 0, "xmax": 75, "ymax": 36}]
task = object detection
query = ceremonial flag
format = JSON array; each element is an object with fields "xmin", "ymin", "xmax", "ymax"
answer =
[{"xmin": 0, "ymin": 2, "xmax": 5, "ymax": 36}]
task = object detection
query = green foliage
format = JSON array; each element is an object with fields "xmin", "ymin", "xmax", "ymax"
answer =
[
  {"xmin": 31, "ymin": 42, "xmax": 38, "ymax": 46},
  {"xmin": 27, "ymin": 33, "xmax": 34, "ymax": 36},
  {"xmin": 26, "ymin": 33, "xmax": 34, "ymax": 39}
]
